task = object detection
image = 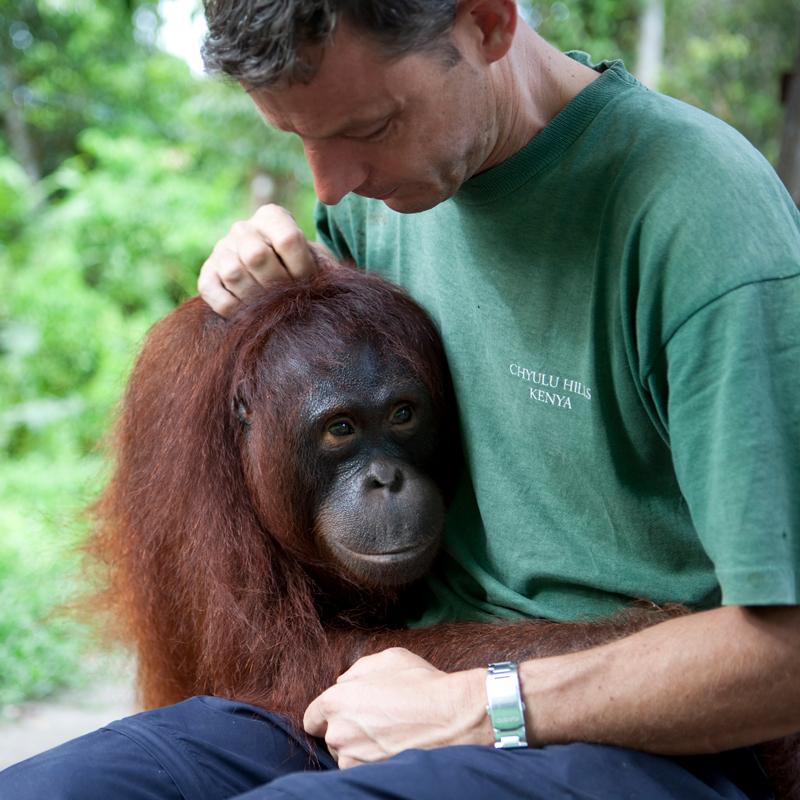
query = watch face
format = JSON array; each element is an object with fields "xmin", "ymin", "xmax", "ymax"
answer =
[
  {"xmin": 486, "ymin": 662, "xmax": 527, "ymax": 747},
  {"xmin": 491, "ymin": 704, "xmax": 525, "ymax": 732}
]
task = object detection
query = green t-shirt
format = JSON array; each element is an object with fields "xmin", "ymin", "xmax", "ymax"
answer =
[{"xmin": 316, "ymin": 56, "xmax": 800, "ymax": 624}]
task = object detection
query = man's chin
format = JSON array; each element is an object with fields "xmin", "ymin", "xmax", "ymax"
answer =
[{"xmin": 380, "ymin": 189, "xmax": 450, "ymax": 214}]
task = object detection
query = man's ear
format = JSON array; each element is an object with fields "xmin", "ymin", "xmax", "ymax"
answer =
[{"xmin": 454, "ymin": 0, "xmax": 518, "ymax": 65}]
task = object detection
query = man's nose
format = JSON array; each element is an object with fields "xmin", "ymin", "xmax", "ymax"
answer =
[{"xmin": 304, "ymin": 140, "xmax": 368, "ymax": 206}]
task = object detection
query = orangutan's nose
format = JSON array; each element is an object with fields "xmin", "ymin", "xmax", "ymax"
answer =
[{"xmin": 364, "ymin": 461, "xmax": 404, "ymax": 493}]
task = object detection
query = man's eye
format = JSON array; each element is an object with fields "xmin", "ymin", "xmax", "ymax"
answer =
[
  {"xmin": 328, "ymin": 420, "xmax": 355, "ymax": 437},
  {"xmin": 365, "ymin": 119, "xmax": 392, "ymax": 141},
  {"xmin": 349, "ymin": 118, "xmax": 393, "ymax": 142},
  {"xmin": 390, "ymin": 405, "xmax": 414, "ymax": 425}
]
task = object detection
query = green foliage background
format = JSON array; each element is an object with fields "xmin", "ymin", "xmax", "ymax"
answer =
[
  {"xmin": 0, "ymin": 0, "xmax": 316, "ymax": 709},
  {"xmin": 0, "ymin": 0, "xmax": 797, "ymax": 708}
]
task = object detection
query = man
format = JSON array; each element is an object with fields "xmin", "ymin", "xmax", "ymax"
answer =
[{"xmin": 2, "ymin": 1, "xmax": 798, "ymax": 798}]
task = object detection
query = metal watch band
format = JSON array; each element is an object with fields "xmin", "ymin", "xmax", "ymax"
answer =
[{"xmin": 485, "ymin": 661, "xmax": 528, "ymax": 749}]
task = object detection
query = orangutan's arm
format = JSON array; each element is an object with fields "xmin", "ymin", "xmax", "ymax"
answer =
[{"xmin": 350, "ymin": 604, "xmax": 687, "ymax": 671}]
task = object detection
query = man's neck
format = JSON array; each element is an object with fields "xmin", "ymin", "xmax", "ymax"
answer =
[{"xmin": 480, "ymin": 27, "xmax": 599, "ymax": 173}]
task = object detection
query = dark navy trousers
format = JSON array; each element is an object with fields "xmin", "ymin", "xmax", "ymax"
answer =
[{"xmin": 0, "ymin": 696, "xmax": 773, "ymax": 799}]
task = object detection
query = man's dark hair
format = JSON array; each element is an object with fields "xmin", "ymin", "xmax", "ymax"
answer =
[{"xmin": 201, "ymin": 1, "xmax": 459, "ymax": 88}]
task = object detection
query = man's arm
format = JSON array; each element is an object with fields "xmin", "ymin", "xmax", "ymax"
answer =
[
  {"xmin": 304, "ymin": 605, "xmax": 800, "ymax": 768},
  {"xmin": 518, "ymin": 604, "xmax": 799, "ymax": 753}
]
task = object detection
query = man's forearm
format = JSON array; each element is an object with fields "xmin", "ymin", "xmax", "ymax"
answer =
[
  {"xmin": 468, "ymin": 605, "xmax": 800, "ymax": 754},
  {"xmin": 353, "ymin": 604, "xmax": 800, "ymax": 753}
]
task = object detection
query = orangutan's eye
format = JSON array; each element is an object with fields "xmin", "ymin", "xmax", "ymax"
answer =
[
  {"xmin": 390, "ymin": 405, "xmax": 414, "ymax": 425},
  {"xmin": 328, "ymin": 419, "xmax": 355, "ymax": 437}
]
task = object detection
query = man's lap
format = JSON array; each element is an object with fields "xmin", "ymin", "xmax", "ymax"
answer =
[{"xmin": 0, "ymin": 696, "xmax": 773, "ymax": 800}]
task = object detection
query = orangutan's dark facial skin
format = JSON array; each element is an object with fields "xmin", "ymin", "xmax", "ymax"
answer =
[{"xmin": 303, "ymin": 343, "xmax": 446, "ymax": 588}]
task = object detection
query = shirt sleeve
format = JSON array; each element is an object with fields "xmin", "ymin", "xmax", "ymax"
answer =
[{"xmin": 646, "ymin": 274, "xmax": 800, "ymax": 605}]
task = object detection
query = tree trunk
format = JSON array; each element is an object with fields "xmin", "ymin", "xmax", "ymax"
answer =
[
  {"xmin": 778, "ymin": 48, "xmax": 800, "ymax": 207},
  {"xmin": 1, "ymin": 62, "xmax": 41, "ymax": 182},
  {"xmin": 636, "ymin": 0, "xmax": 665, "ymax": 90}
]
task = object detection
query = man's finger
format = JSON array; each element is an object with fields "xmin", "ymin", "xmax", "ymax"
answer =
[
  {"xmin": 236, "ymin": 227, "xmax": 290, "ymax": 285},
  {"xmin": 252, "ymin": 204, "xmax": 316, "ymax": 279},
  {"xmin": 197, "ymin": 269, "xmax": 241, "ymax": 318},
  {"xmin": 337, "ymin": 754, "xmax": 367, "ymax": 770},
  {"xmin": 337, "ymin": 648, "xmax": 423, "ymax": 683},
  {"xmin": 215, "ymin": 248, "xmax": 265, "ymax": 300},
  {"xmin": 303, "ymin": 694, "xmax": 328, "ymax": 738}
]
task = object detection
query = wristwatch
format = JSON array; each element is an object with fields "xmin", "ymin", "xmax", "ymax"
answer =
[{"xmin": 486, "ymin": 661, "xmax": 528, "ymax": 748}]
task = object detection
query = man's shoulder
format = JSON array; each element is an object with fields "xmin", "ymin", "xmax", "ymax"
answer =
[
  {"xmin": 599, "ymin": 82, "xmax": 774, "ymax": 196},
  {"xmin": 595, "ymin": 82, "xmax": 798, "ymax": 270}
]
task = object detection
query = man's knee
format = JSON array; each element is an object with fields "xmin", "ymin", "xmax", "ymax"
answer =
[
  {"xmin": 0, "ymin": 726, "xmax": 180, "ymax": 800},
  {"xmin": 0, "ymin": 696, "xmax": 332, "ymax": 800}
]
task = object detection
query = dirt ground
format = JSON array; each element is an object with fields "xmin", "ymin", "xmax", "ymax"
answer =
[{"xmin": 0, "ymin": 670, "xmax": 137, "ymax": 770}]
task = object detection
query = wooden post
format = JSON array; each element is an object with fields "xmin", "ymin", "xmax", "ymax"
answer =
[
  {"xmin": 636, "ymin": 0, "xmax": 665, "ymax": 90},
  {"xmin": 778, "ymin": 47, "xmax": 800, "ymax": 206}
]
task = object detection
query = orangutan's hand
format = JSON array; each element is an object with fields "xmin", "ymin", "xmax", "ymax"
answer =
[
  {"xmin": 303, "ymin": 647, "xmax": 492, "ymax": 768},
  {"xmin": 198, "ymin": 204, "xmax": 320, "ymax": 317}
]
